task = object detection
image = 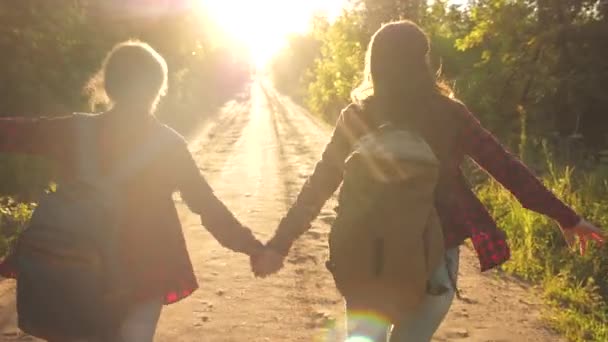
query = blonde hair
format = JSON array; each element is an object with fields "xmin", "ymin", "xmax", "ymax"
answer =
[{"xmin": 87, "ymin": 40, "xmax": 168, "ymax": 113}]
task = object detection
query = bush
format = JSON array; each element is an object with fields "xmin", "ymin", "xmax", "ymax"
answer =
[
  {"xmin": 0, "ymin": 197, "xmax": 34, "ymax": 258},
  {"xmin": 476, "ymin": 144, "xmax": 608, "ymax": 341}
]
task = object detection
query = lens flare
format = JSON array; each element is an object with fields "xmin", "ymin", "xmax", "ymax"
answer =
[
  {"xmin": 93, "ymin": 0, "xmax": 195, "ymax": 18},
  {"xmin": 317, "ymin": 309, "xmax": 392, "ymax": 342},
  {"xmin": 199, "ymin": 0, "xmax": 348, "ymax": 68}
]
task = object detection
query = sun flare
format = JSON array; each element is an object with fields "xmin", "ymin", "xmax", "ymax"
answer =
[{"xmin": 199, "ymin": 0, "xmax": 347, "ymax": 68}]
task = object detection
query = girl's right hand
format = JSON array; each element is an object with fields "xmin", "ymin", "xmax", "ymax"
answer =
[{"xmin": 561, "ymin": 219, "xmax": 605, "ymax": 256}]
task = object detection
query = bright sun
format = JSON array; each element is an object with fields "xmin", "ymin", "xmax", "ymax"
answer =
[{"xmin": 198, "ymin": 0, "xmax": 347, "ymax": 68}]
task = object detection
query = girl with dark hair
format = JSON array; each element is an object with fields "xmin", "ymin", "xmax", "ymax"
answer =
[
  {"xmin": 0, "ymin": 41, "xmax": 263, "ymax": 341},
  {"xmin": 253, "ymin": 21, "xmax": 604, "ymax": 341}
]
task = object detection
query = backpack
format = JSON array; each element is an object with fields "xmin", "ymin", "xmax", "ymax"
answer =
[
  {"xmin": 15, "ymin": 114, "xmax": 128, "ymax": 340},
  {"xmin": 326, "ymin": 122, "xmax": 445, "ymax": 323}
]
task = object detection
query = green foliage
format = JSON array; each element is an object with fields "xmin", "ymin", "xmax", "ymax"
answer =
[
  {"xmin": 271, "ymin": 31, "xmax": 323, "ymax": 103},
  {"xmin": 0, "ymin": 1, "xmax": 99, "ymax": 115},
  {"xmin": 306, "ymin": 12, "xmax": 366, "ymax": 122},
  {"xmin": 0, "ymin": 198, "xmax": 34, "ymax": 258},
  {"xmin": 0, "ymin": 155, "xmax": 55, "ymax": 200},
  {"xmin": 274, "ymin": 0, "xmax": 608, "ymax": 142},
  {"xmin": 270, "ymin": 13, "xmax": 366, "ymax": 121},
  {"xmin": 476, "ymin": 144, "xmax": 608, "ymax": 341},
  {"xmin": 455, "ymin": 0, "xmax": 608, "ymax": 146},
  {"xmin": 0, "ymin": 1, "xmax": 251, "ymax": 128},
  {"xmin": 0, "ymin": 1, "xmax": 252, "ymax": 197}
]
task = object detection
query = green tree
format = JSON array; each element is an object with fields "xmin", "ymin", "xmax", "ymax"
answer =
[{"xmin": 306, "ymin": 11, "xmax": 367, "ymax": 121}]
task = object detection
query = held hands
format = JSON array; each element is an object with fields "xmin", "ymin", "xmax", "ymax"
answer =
[
  {"xmin": 561, "ymin": 219, "xmax": 605, "ymax": 256},
  {"xmin": 250, "ymin": 245, "xmax": 286, "ymax": 278}
]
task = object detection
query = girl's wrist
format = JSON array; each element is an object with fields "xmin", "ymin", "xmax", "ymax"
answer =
[
  {"xmin": 243, "ymin": 239, "xmax": 265, "ymax": 256},
  {"xmin": 561, "ymin": 217, "xmax": 583, "ymax": 230},
  {"xmin": 265, "ymin": 237, "xmax": 291, "ymax": 257}
]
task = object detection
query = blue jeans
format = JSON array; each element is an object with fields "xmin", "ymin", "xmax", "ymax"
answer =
[
  {"xmin": 117, "ymin": 298, "xmax": 163, "ymax": 342},
  {"xmin": 346, "ymin": 247, "xmax": 460, "ymax": 342},
  {"xmin": 51, "ymin": 298, "xmax": 163, "ymax": 342}
]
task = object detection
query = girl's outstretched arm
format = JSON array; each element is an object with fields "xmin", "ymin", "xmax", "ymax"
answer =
[
  {"xmin": 457, "ymin": 104, "xmax": 580, "ymax": 227},
  {"xmin": 458, "ymin": 104, "xmax": 604, "ymax": 253},
  {"xmin": 0, "ymin": 115, "xmax": 74, "ymax": 159}
]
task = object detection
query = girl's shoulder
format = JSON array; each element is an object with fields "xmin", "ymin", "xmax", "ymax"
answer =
[
  {"xmin": 338, "ymin": 102, "xmax": 378, "ymax": 137},
  {"xmin": 339, "ymin": 103, "xmax": 363, "ymax": 122},
  {"xmin": 340, "ymin": 102, "xmax": 379, "ymax": 127},
  {"xmin": 151, "ymin": 119, "xmax": 192, "ymax": 154},
  {"xmin": 435, "ymin": 96, "xmax": 477, "ymax": 123}
]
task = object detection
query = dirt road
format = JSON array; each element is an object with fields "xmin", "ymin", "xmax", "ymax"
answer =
[{"xmin": 0, "ymin": 79, "xmax": 565, "ymax": 341}]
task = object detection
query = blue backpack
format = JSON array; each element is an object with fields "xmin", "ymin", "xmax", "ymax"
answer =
[{"xmin": 16, "ymin": 114, "xmax": 128, "ymax": 340}]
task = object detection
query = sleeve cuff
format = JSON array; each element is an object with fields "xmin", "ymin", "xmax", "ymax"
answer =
[
  {"xmin": 558, "ymin": 213, "xmax": 582, "ymax": 229},
  {"xmin": 238, "ymin": 236, "xmax": 265, "ymax": 256},
  {"xmin": 266, "ymin": 236, "xmax": 293, "ymax": 256}
]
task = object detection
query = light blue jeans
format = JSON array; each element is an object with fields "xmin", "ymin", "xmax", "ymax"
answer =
[
  {"xmin": 118, "ymin": 298, "xmax": 163, "ymax": 342},
  {"xmin": 53, "ymin": 298, "xmax": 163, "ymax": 342},
  {"xmin": 346, "ymin": 247, "xmax": 460, "ymax": 342}
]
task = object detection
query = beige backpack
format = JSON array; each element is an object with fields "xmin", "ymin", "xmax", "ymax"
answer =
[{"xmin": 327, "ymin": 123, "xmax": 445, "ymax": 323}]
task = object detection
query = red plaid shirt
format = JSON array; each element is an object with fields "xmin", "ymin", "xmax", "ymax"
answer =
[
  {"xmin": 0, "ymin": 114, "xmax": 262, "ymax": 304},
  {"xmin": 440, "ymin": 104, "xmax": 579, "ymax": 270},
  {"xmin": 269, "ymin": 100, "xmax": 580, "ymax": 271}
]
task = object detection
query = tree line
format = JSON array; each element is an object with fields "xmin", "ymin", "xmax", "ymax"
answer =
[{"xmin": 272, "ymin": 0, "xmax": 608, "ymax": 156}]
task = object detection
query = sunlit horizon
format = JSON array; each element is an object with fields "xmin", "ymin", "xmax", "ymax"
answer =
[
  {"xmin": 198, "ymin": 0, "xmax": 348, "ymax": 68},
  {"xmin": 199, "ymin": 0, "xmax": 468, "ymax": 68}
]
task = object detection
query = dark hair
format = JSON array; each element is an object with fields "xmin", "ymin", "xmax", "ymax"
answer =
[
  {"xmin": 352, "ymin": 20, "xmax": 452, "ymax": 128},
  {"xmin": 87, "ymin": 40, "xmax": 168, "ymax": 113}
]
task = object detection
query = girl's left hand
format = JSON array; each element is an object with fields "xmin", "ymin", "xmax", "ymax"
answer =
[{"xmin": 561, "ymin": 219, "xmax": 605, "ymax": 256}]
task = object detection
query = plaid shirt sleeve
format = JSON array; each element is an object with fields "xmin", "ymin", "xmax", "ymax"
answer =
[
  {"xmin": 0, "ymin": 116, "xmax": 74, "ymax": 159},
  {"xmin": 459, "ymin": 107, "xmax": 581, "ymax": 229}
]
